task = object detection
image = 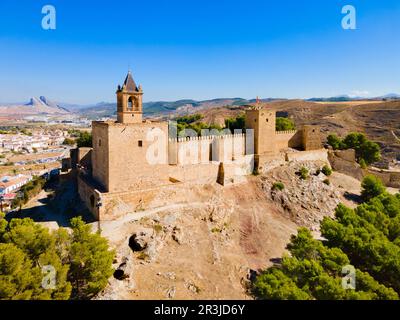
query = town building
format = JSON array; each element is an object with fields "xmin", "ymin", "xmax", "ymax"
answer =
[{"xmin": 0, "ymin": 174, "xmax": 33, "ymax": 195}]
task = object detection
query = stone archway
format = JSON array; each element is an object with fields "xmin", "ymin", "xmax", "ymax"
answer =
[
  {"xmin": 127, "ymin": 96, "xmax": 134, "ymax": 111},
  {"xmin": 90, "ymin": 195, "xmax": 95, "ymax": 208}
]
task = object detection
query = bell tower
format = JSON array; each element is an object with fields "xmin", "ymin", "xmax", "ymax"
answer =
[{"xmin": 116, "ymin": 71, "xmax": 143, "ymax": 123}]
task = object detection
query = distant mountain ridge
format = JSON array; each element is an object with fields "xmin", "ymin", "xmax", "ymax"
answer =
[
  {"xmin": 0, "ymin": 96, "xmax": 70, "ymax": 115},
  {"xmin": 55, "ymin": 94, "xmax": 400, "ymax": 119},
  {"xmin": 75, "ymin": 97, "xmax": 283, "ymax": 119},
  {"xmin": 307, "ymin": 93, "xmax": 400, "ymax": 102},
  {"xmin": 1, "ymin": 93, "xmax": 399, "ymax": 118},
  {"xmin": 76, "ymin": 93, "xmax": 400, "ymax": 118}
]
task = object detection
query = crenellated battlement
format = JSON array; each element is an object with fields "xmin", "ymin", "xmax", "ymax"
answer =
[
  {"xmin": 168, "ymin": 132, "xmax": 247, "ymax": 165},
  {"xmin": 169, "ymin": 132, "xmax": 246, "ymax": 143},
  {"xmin": 275, "ymin": 130, "xmax": 297, "ymax": 135}
]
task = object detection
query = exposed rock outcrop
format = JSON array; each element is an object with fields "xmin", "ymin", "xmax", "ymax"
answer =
[
  {"xmin": 261, "ymin": 161, "xmax": 341, "ymax": 230},
  {"xmin": 129, "ymin": 228, "xmax": 153, "ymax": 252}
]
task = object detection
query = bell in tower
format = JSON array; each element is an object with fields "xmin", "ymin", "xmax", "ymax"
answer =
[{"xmin": 116, "ymin": 71, "xmax": 143, "ymax": 124}]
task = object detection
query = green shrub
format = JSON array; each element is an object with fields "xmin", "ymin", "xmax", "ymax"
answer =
[
  {"xmin": 323, "ymin": 179, "xmax": 330, "ymax": 186},
  {"xmin": 321, "ymin": 165, "xmax": 332, "ymax": 176},
  {"xmin": 299, "ymin": 167, "xmax": 309, "ymax": 180},
  {"xmin": 272, "ymin": 182, "xmax": 285, "ymax": 191},
  {"xmin": 359, "ymin": 158, "xmax": 367, "ymax": 169},
  {"xmin": 361, "ymin": 175, "xmax": 386, "ymax": 201},
  {"xmin": 137, "ymin": 252, "xmax": 149, "ymax": 260},
  {"xmin": 153, "ymin": 224, "xmax": 163, "ymax": 233},
  {"xmin": 327, "ymin": 134, "xmax": 346, "ymax": 150}
]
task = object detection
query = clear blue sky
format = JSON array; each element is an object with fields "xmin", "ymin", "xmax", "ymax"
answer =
[{"xmin": 0, "ymin": 0, "xmax": 399, "ymax": 104}]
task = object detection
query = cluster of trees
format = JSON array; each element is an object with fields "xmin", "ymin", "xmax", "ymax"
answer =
[
  {"xmin": 225, "ymin": 114, "xmax": 295, "ymax": 132},
  {"xmin": 65, "ymin": 129, "xmax": 92, "ymax": 148},
  {"xmin": 0, "ymin": 128, "xmax": 28, "ymax": 135},
  {"xmin": 60, "ymin": 130, "xmax": 92, "ymax": 148},
  {"xmin": 19, "ymin": 128, "xmax": 32, "ymax": 136},
  {"xmin": 11, "ymin": 176, "xmax": 46, "ymax": 209},
  {"xmin": 174, "ymin": 113, "xmax": 296, "ymax": 135},
  {"xmin": 175, "ymin": 114, "xmax": 203, "ymax": 125},
  {"xmin": 0, "ymin": 130, "xmax": 13, "ymax": 135},
  {"xmin": 225, "ymin": 114, "xmax": 246, "ymax": 132},
  {"xmin": 67, "ymin": 129, "xmax": 82, "ymax": 137},
  {"xmin": 253, "ymin": 175, "xmax": 400, "ymax": 300},
  {"xmin": 175, "ymin": 114, "xmax": 222, "ymax": 135},
  {"xmin": 62, "ymin": 138, "xmax": 75, "ymax": 146},
  {"xmin": 275, "ymin": 117, "xmax": 295, "ymax": 131},
  {"xmin": 0, "ymin": 215, "xmax": 114, "ymax": 300},
  {"xmin": 76, "ymin": 131, "xmax": 92, "ymax": 148},
  {"xmin": 327, "ymin": 132, "xmax": 381, "ymax": 166}
]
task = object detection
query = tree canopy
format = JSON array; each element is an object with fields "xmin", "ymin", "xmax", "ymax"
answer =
[
  {"xmin": 225, "ymin": 114, "xmax": 246, "ymax": 132},
  {"xmin": 174, "ymin": 113, "xmax": 222, "ymax": 135},
  {"xmin": 361, "ymin": 175, "xmax": 386, "ymax": 201},
  {"xmin": 327, "ymin": 132, "xmax": 381, "ymax": 165},
  {"xmin": 68, "ymin": 217, "xmax": 115, "ymax": 299},
  {"xmin": 0, "ymin": 215, "xmax": 114, "ymax": 300},
  {"xmin": 63, "ymin": 138, "xmax": 75, "ymax": 146},
  {"xmin": 275, "ymin": 117, "xmax": 295, "ymax": 131},
  {"xmin": 253, "ymin": 176, "xmax": 400, "ymax": 300},
  {"xmin": 223, "ymin": 114, "xmax": 295, "ymax": 132},
  {"xmin": 76, "ymin": 131, "xmax": 92, "ymax": 148}
]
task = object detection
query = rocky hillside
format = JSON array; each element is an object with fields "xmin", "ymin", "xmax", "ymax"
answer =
[
  {"xmin": 93, "ymin": 160, "xmax": 363, "ymax": 300},
  {"xmin": 183, "ymin": 99, "xmax": 400, "ymax": 164},
  {"xmin": 270, "ymin": 100, "xmax": 400, "ymax": 164}
]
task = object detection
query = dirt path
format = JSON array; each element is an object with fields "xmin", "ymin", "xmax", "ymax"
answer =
[
  {"xmin": 97, "ymin": 179, "xmax": 299, "ymax": 300},
  {"xmin": 98, "ymin": 202, "xmax": 207, "ymax": 243},
  {"xmin": 391, "ymin": 130, "xmax": 400, "ymax": 142},
  {"xmin": 18, "ymin": 179, "xmax": 87, "ymax": 227}
]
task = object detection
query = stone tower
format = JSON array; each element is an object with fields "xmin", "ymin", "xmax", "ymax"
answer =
[
  {"xmin": 245, "ymin": 106, "xmax": 276, "ymax": 155},
  {"xmin": 116, "ymin": 71, "xmax": 143, "ymax": 124},
  {"xmin": 301, "ymin": 125, "xmax": 321, "ymax": 150}
]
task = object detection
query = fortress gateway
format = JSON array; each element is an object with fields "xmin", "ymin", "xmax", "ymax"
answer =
[{"xmin": 67, "ymin": 72, "xmax": 322, "ymax": 221}]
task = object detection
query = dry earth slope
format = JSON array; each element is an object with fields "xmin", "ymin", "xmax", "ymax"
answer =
[{"xmin": 95, "ymin": 160, "xmax": 362, "ymax": 300}]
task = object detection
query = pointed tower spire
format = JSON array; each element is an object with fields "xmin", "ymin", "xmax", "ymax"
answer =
[
  {"xmin": 116, "ymin": 71, "xmax": 143, "ymax": 123},
  {"xmin": 122, "ymin": 70, "xmax": 139, "ymax": 92}
]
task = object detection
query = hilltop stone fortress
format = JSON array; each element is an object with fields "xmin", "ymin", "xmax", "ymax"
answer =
[{"xmin": 66, "ymin": 72, "xmax": 323, "ymax": 221}]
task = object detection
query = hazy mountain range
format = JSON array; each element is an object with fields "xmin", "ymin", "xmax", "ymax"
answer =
[
  {"xmin": 65, "ymin": 98, "xmax": 284, "ymax": 119},
  {"xmin": 63, "ymin": 94, "xmax": 400, "ymax": 118},
  {"xmin": 0, "ymin": 94, "xmax": 399, "ymax": 118},
  {"xmin": 307, "ymin": 93, "xmax": 400, "ymax": 102},
  {"xmin": 0, "ymin": 96, "xmax": 69, "ymax": 115}
]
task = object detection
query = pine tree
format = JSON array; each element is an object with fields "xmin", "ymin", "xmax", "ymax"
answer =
[{"xmin": 68, "ymin": 217, "xmax": 115, "ymax": 299}]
